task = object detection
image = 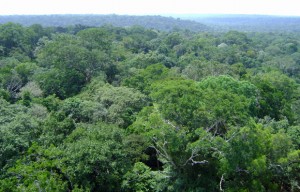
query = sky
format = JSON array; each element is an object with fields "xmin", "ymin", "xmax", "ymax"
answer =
[{"xmin": 0, "ymin": 0, "xmax": 299, "ymax": 16}]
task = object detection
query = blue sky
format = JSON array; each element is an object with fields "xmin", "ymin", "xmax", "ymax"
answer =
[{"xmin": 0, "ymin": 0, "xmax": 299, "ymax": 16}]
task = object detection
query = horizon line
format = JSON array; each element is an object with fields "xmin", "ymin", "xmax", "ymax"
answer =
[{"xmin": 1, "ymin": 13, "xmax": 300, "ymax": 17}]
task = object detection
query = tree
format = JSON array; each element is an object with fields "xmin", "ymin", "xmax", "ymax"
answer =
[
  {"xmin": 123, "ymin": 63, "xmax": 170, "ymax": 94},
  {"xmin": 222, "ymin": 31, "xmax": 250, "ymax": 47},
  {"xmin": 0, "ymin": 143, "xmax": 69, "ymax": 192},
  {"xmin": 0, "ymin": 23, "xmax": 31, "ymax": 58},
  {"xmin": 129, "ymin": 105, "xmax": 222, "ymax": 191},
  {"xmin": 182, "ymin": 60, "xmax": 231, "ymax": 81},
  {"xmin": 35, "ymin": 33, "xmax": 112, "ymax": 98},
  {"xmin": 61, "ymin": 97, "xmax": 107, "ymax": 123},
  {"xmin": 249, "ymin": 71, "xmax": 299, "ymax": 122},
  {"xmin": 150, "ymin": 78, "xmax": 204, "ymax": 129},
  {"xmin": 77, "ymin": 27, "xmax": 113, "ymax": 51},
  {"xmin": 38, "ymin": 111, "xmax": 75, "ymax": 146},
  {"xmin": 122, "ymin": 162, "xmax": 167, "ymax": 192},
  {"xmin": 61, "ymin": 123, "xmax": 129, "ymax": 191},
  {"xmin": 0, "ymin": 98, "xmax": 46, "ymax": 169},
  {"xmin": 79, "ymin": 81, "xmax": 148, "ymax": 127},
  {"xmin": 220, "ymin": 122, "xmax": 300, "ymax": 191},
  {"xmin": 151, "ymin": 76, "xmax": 258, "ymax": 130}
]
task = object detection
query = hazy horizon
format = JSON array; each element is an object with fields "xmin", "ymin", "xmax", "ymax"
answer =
[{"xmin": 0, "ymin": 0, "xmax": 299, "ymax": 17}]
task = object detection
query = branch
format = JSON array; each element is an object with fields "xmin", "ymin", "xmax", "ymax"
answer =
[
  {"xmin": 210, "ymin": 147, "xmax": 224, "ymax": 156},
  {"xmin": 225, "ymin": 131, "xmax": 237, "ymax": 143},
  {"xmin": 235, "ymin": 167, "xmax": 249, "ymax": 174},
  {"xmin": 190, "ymin": 159, "xmax": 208, "ymax": 166},
  {"xmin": 206, "ymin": 120, "xmax": 226, "ymax": 136},
  {"xmin": 183, "ymin": 149, "xmax": 208, "ymax": 166},
  {"xmin": 163, "ymin": 119, "xmax": 180, "ymax": 131},
  {"xmin": 219, "ymin": 174, "xmax": 225, "ymax": 192},
  {"xmin": 150, "ymin": 137, "xmax": 176, "ymax": 167},
  {"xmin": 269, "ymin": 163, "xmax": 284, "ymax": 171}
]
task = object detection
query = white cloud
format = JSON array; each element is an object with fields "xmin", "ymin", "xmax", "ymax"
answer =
[{"xmin": 0, "ymin": 0, "xmax": 299, "ymax": 16}]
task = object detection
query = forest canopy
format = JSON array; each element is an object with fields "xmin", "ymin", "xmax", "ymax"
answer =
[{"xmin": 0, "ymin": 20, "xmax": 300, "ymax": 191}]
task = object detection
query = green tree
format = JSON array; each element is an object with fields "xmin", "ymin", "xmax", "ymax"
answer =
[
  {"xmin": 79, "ymin": 82, "xmax": 148, "ymax": 127},
  {"xmin": 129, "ymin": 105, "xmax": 222, "ymax": 191},
  {"xmin": 77, "ymin": 27, "xmax": 113, "ymax": 51},
  {"xmin": 123, "ymin": 63, "xmax": 170, "ymax": 94},
  {"xmin": 0, "ymin": 98, "xmax": 46, "ymax": 169},
  {"xmin": 220, "ymin": 122, "xmax": 300, "ymax": 191},
  {"xmin": 61, "ymin": 123, "xmax": 129, "ymax": 191},
  {"xmin": 0, "ymin": 143, "xmax": 69, "ymax": 192},
  {"xmin": 151, "ymin": 76, "xmax": 258, "ymax": 130},
  {"xmin": 35, "ymin": 34, "xmax": 112, "ymax": 98},
  {"xmin": 249, "ymin": 71, "xmax": 299, "ymax": 122},
  {"xmin": 122, "ymin": 162, "xmax": 167, "ymax": 192},
  {"xmin": 0, "ymin": 23, "xmax": 32, "ymax": 58}
]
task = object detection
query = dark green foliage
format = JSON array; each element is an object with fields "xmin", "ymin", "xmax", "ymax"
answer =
[
  {"xmin": 0, "ymin": 23, "xmax": 31, "ymax": 58},
  {"xmin": 21, "ymin": 91, "xmax": 32, "ymax": 107},
  {"xmin": 151, "ymin": 76, "xmax": 258, "ymax": 130},
  {"xmin": 249, "ymin": 71, "xmax": 299, "ymax": 122},
  {"xmin": 34, "ymin": 33, "xmax": 113, "ymax": 98},
  {"xmin": 0, "ymin": 143, "xmax": 69, "ymax": 192},
  {"xmin": 0, "ymin": 98, "xmax": 46, "ymax": 169},
  {"xmin": 38, "ymin": 112, "xmax": 75, "ymax": 146},
  {"xmin": 62, "ymin": 123, "xmax": 129, "ymax": 191},
  {"xmin": 151, "ymin": 79, "xmax": 204, "ymax": 129},
  {"xmin": 122, "ymin": 162, "xmax": 168, "ymax": 192},
  {"xmin": 0, "ymin": 88, "xmax": 10, "ymax": 101},
  {"xmin": 77, "ymin": 27, "xmax": 113, "ymax": 51},
  {"xmin": 123, "ymin": 63, "xmax": 171, "ymax": 94},
  {"xmin": 0, "ymin": 22, "xmax": 300, "ymax": 192}
]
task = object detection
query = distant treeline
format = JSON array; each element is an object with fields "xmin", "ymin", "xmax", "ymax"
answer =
[
  {"xmin": 0, "ymin": 14, "xmax": 210, "ymax": 32},
  {"xmin": 2, "ymin": 14, "xmax": 299, "ymax": 33},
  {"xmin": 185, "ymin": 14, "xmax": 300, "ymax": 32}
]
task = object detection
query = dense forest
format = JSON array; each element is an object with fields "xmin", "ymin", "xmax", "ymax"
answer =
[
  {"xmin": 0, "ymin": 19, "xmax": 300, "ymax": 191},
  {"xmin": 0, "ymin": 15, "xmax": 209, "ymax": 32}
]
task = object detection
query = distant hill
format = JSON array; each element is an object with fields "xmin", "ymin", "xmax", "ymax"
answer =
[
  {"xmin": 176, "ymin": 14, "xmax": 300, "ymax": 32},
  {"xmin": 0, "ymin": 14, "xmax": 210, "ymax": 32}
]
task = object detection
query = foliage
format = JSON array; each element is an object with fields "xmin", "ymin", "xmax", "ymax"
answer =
[
  {"xmin": 78, "ymin": 82, "xmax": 148, "ymax": 127},
  {"xmin": 0, "ymin": 144, "xmax": 68, "ymax": 192},
  {"xmin": 0, "ymin": 22, "xmax": 300, "ymax": 191},
  {"xmin": 0, "ymin": 98, "xmax": 46, "ymax": 169},
  {"xmin": 61, "ymin": 123, "xmax": 128, "ymax": 191}
]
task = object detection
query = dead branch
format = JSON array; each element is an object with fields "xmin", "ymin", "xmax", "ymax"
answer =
[{"xmin": 219, "ymin": 174, "xmax": 225, "ymax": 191}]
